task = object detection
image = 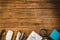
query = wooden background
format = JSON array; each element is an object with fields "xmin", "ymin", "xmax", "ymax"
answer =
[{"xmin": 0, "ymin": 0, "xmax": 60, "ymax": 40}]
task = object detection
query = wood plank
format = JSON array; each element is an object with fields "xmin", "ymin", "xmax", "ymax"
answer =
[{"xmin": 0, "ymin": 0, "xmax": 60, "ymax": 40}]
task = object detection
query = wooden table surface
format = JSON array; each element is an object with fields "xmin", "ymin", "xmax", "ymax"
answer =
[{"xmin": 0, "ymin": 0, "xmax": 60, "ymax": 40}]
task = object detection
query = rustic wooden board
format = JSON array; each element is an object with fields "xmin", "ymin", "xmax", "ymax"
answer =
[{"xmin": 0, "ymin": 0, "xmax": 60, "ymax": 40}]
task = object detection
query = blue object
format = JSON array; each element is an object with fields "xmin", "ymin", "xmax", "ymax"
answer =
[{"xmin": 50, "ymin": 29, "xmax": 60, "ymax": 40}]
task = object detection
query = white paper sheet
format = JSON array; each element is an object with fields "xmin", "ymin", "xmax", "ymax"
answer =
[
  {"xmin": 27, "ymin": 31, "xmax": 43, "ymax": 40},
  {"xmin": 6, "ymin": 30, "xmax": 13, "ymax": 40}
]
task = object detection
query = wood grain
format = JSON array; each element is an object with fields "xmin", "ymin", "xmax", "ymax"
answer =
[{"xmin": 0, "ymin": 0, "xmax": 60, "ymax": 40}]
